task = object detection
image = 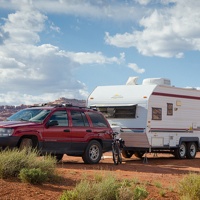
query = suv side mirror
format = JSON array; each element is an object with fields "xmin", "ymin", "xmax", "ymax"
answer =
[{"xmin": 46, "ymin": 120, "xmax": 58, "ymax": 128}]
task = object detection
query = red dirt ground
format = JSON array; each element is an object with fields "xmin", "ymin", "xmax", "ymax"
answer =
[{"xmin": 1, "ymin": 152, "xmax": 200, "ymax": 200}]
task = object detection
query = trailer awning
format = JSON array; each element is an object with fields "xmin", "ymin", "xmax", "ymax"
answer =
[{"xmin": 90, "ymin": 104, "xmax": 137, "ymax": 107}]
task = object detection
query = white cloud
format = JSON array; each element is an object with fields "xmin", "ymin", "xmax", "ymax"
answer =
[
  {"xmin": 2, "ymin": 8, "xmax": 47, "ymax": 44},
  {"xmin": 0, "ymin": 90, "xmax": 88, "ymax": 105},
  {"xmin": 50, "ymin": 22, "xmax": 61, "ymax": 33},
  {"xmin": 0, "ymin": 0, "xmax": 144, "ymax": 21},
  {"xmin": 136, "ymin": 0, "xmax": 177, "ymax": 6},
  {"xmin": 105, "ymin": 0, "xmax": 200, "ymax": 58},
  {"xmin": 62, "ymin": 51, "xmax": 124, "ymax": 65},
  {"xmin": 0, "ymin": 6, "xmax": 123, "ymax": 105},
  {"xmin": 135, "ymin": 0, "xmax": 151, "ymax": 5},
  {"xmin": 128, "ymin": 63, "xmax": 145, "ymax": 74}
]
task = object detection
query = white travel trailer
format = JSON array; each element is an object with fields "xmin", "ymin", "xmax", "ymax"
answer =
[{"xmin": 87, "ymin": 77, "xmax": 200, "ymax": 159}]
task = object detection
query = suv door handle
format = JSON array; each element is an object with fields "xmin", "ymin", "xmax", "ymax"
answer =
[
  {"xmin": 64, "ymin": 129, "xmax": 70, "ymax": 132},
  {"xmin": 86, "ymin": 129, "xmax": 92, "ymax": 132}
]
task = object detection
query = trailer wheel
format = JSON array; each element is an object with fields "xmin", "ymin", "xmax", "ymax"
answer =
[
  {"xmin": 134, "ymin": 151, "xmax": 145, "ymax": 159},
  {"xmin": 186, "ymin": 142, "xmax": 197, "ymax": 159},
  {"xmin": 174, "ymin": 142, "xmax": 186, "ymax": 159},
  {"xmin": 122, "ymin": 149, "xmax": 133, "ymax": 158}
]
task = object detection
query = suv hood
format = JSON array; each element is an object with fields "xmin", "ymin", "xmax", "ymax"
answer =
[{"xmin": 0, "ymin": 121, "xmax": 39, "ymax": 128}]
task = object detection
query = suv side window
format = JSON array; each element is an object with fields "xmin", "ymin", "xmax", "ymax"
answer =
[
  {"xmin": 71, "ymin": 110, "xmax": 89, "ymax": 127},
  {"xmin": 49, "ymin": 110, "xmax": 68, "ymax": 126},
  {"xmin": 87, "ymin": 112, "xmax": 108, "ymax": 127}
]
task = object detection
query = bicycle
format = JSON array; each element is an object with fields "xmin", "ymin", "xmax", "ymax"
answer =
[{"xmin": 111, "ymin": 132, "xmax": 125, "ymax": 165}]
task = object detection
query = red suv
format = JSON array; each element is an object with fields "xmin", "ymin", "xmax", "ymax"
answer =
[{"xmin": 0, "ymin": 104, "xmax": 113, "ymax": 164}]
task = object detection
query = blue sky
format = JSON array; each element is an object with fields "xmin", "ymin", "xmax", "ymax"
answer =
[{"xmin": 0, "ymin": 0, "xmax": 200, "ymax": 105}]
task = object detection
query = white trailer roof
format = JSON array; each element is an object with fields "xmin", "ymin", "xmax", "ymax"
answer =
[{"xmin": 88, "ymin": 84, "xmax": 157, "ymax": 106}]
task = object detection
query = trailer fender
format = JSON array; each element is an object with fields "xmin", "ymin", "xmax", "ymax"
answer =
[{"xmin": 178, "ymin": 137, "xmax": 199, "ymax": 148}]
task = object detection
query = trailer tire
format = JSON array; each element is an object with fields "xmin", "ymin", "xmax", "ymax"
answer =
[
  {"xmin": 122, "ymin": 149, "xmax": 133, "ymax": 158},
  {"xmin": 186, "ymin": 142, "xmax": 197, "ymax": 159},
  {"xmin": 174, "ymin": 142, "xmax": 186, "ymax": 159},
  {"xmin": 134, "ymin": 151, "xmax": 145, "ymax": 159}
]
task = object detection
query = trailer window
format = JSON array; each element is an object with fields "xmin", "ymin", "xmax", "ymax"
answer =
[
  {"xmin": 152, "ymin": 107, "xmax": 162, "ymax": 120},
  {"xmin": 167, "ymin": 103, "xmax": 173, "ymax": 116},
  {"xmin": 96, "ymin": 106, "xmax": 136, "ymax": 118}
]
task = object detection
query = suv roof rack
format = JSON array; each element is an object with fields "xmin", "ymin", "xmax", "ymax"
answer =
[
  {"xmin": 29, "ymin": 103, "xmax": 73, "ymax": 107},
  {"xmin": 53, "ymin": 103, "xmax": 73, "ymax": 107},
  {"xmin": 29, "ymin": 103, "xmax": 91, "ymax": 110}
]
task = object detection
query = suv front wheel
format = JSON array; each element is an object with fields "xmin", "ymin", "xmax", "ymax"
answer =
[
  {"xmin": 82, "ymin": 140, "xmax": 102, "ymax": 164},
  {"xmin": 19, "ymin": 138, "xmax": 33, "ymax": 150}
]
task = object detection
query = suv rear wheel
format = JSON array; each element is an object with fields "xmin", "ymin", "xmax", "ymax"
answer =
[
  {"xmin": 82, "ymin": 140, "xmax": 102, "ymax": 164},
  {"xmin": 54, "ymin": 154, "xmax": 64, "ymax": 162}
]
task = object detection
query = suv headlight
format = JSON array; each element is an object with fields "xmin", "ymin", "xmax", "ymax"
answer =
[{"xmin": 0, "ymin": 128, "xmax": 14, "ymax": 137}]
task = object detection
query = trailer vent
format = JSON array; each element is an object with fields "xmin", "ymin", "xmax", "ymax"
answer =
[
  {"xmin": 126, "ymin": 77, "xmax": 138, "ymax": 85},
  {"xmin": 142, "ymin": 78, "xmax": 171, "ymax": 86}
]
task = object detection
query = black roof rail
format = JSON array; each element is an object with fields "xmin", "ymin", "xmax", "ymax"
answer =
[
  {"xmin": 54, "ymin": 103, "xmax": 73, "ymax": 107},
  {"xmin": 29, "ymin": 103, "xmax": 73, "ymax": 108},
  {"xmin": 44, "ymin": 103, "xmax": 88, "ymax": 109},
  {"xmin": 29, "ymin": 103, "xmax": 93, "ymax": 110},
  {"xmin": 29, "ymin": 103, "xmax": 48, "ymax": 107}
]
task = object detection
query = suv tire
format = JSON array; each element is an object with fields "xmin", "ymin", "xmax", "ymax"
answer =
[
  {"xmin": 19, "ymin": 138, "xmax": 33, "ymax": 150},
  {"xmin": 55, "ymin": 154, "xmax": 64, "ymax": 162},
  {"xmin": 82, "ymin": 140, "xmax": 102, "ymax": 164}
]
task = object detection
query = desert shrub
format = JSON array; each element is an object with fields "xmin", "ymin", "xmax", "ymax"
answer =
[
  {"xmin": 60, "ymin": 174, "xmax": 149, "ymax": 200},
  {"xmin": 133, "ymin": 186, "xmax": 148, "ymax": 200},
  {"xmin": 19, "ymin": 168, "xmax": 48, "ymax": 184},
  {"xmin": 0, "ymin": 148, "xmax": 57, "ymax": 183},
  {"xmin": 0, "ymin": 148, "xmax": 32, "ymax": 178},
  {"xmin": 154, "ymin": 181, "xmax": 162, "ymax": 188},
  {"xmin": 26, "ymin": 153, "xmax": 57, "ymax": 179},
  {"xmin": 159, "ymin": 189, "xmax": 166, "ymax": 197},
  {"xmin": 179, "ymin": 173, "xmax": 200, "ymax": 200},
  {"xmin": 60, "ymin": 174, "xmax": 118, "ymax": 200},
  {"xmin": 118, "ymin": 186, "xmax": 134, "ymax": 200}
]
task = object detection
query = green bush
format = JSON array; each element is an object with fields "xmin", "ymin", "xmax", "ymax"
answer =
[
  {"xmin": 60, "ymin": 175, "xmax": 117, "ymax": 200},
  {"xmin": 19, "ymin": 168, "xmax": 48, "ymax": 184},
  {"xmin": 26, "ymin": 153, "xmax": 57, "ymax": 179},
  {"xmin": 133, "ymin": 186, "xmax": 148, "ymax": 200},
  {"xmin": 0, "ymin": 148, "xmax": 57, "ymax": 184},
  {"xmin": 60, "ymin": 174, "xmax": 149, "ymax": 200},
  {"xmin": 0, "ymin": 148, "xmax": 31, "ymax": 178},
  {"xmin": 118, "ymin": 186, "xmax": 134, "ymax": 200},
  {"xmin": 179, "ymin": 173, "xmax": 200, "ymax": 200}
]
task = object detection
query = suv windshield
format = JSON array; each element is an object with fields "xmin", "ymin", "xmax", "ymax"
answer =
[{"xmin": 7, "ymin": 109, "xmax": 51, "ymax": 122}]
